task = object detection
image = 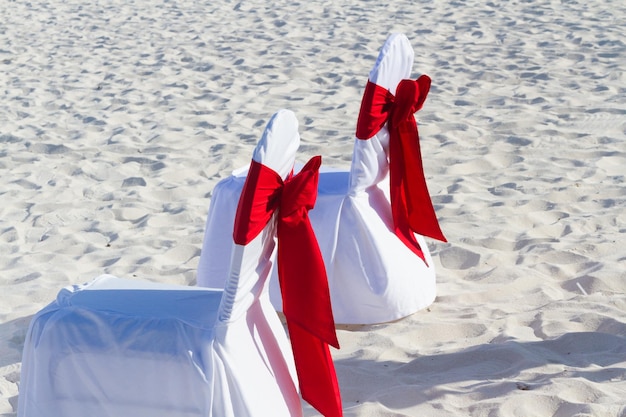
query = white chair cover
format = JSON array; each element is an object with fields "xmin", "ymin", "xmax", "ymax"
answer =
[
  {"xmin": 313, "ymin": 33, "xmax": 437, "ymax": 324},
  {"xmin": 18, "ymin": 109, "xmax": 303, "ymax": 417},
  {"xmin": 197, "ymin": 34, "xmax": 438, "ymax": 325}
]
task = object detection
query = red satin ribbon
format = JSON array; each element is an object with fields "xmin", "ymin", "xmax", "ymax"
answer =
[
  {"xmin": 355, "ymin": 75, "xmax": 447, "ymax": 263},
  {"xmin": 233, "ymin": 156, "xmax": 342, "ymax": 417}
]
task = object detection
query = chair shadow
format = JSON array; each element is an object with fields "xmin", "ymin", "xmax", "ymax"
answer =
[
  {"xmin": 333, "ymin": 331, "xmax": 626, "ymax": 411},
  {"xmin": 0, "ymin": 314, "xmax": 33, "ymax": 415},
  {"xmin": 0, "ymin": 315, "xmax": 32, "ymax": 368}
]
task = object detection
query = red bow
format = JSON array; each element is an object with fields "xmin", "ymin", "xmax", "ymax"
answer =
[
  {"xmin": 355, "ymin": 75, "xmax": 447, "ymax": 263},
  {"xmin": 233, "ymin": 156, "xmax": 342, "ymax": 417}
]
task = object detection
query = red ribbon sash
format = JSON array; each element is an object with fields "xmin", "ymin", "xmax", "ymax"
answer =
[
  {"xmin": 355, "ymin": 76, "xmax": 447, "ymax": 263},
  {"xmin": 233, "ymin": 156, "xmax": 342, "ymax": 417}
]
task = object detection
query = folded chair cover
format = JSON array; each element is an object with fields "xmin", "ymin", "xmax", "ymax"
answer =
[
  {"xmin": 18, "ymin": 110, "xmax": 340, "ymax": 417},
  {"xmin": 198, "ymin": 34, "xmax": 445, "ymax": 325}
]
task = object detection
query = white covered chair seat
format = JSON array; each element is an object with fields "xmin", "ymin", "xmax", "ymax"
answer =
[
  {"xmin": 197, "ymin": 34, "xmax": 445, "ymax": 325},
  {"xmin": 18, "ymin": 110, "xmax": 340, "ymax": 417}
]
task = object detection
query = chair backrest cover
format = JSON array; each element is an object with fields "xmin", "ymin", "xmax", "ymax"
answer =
[
  {"xmin": 217, "ymin": 109, "xmax": 300, "ymax": 323},
  {"xmin": 208, "ymin": 109, "xmax": 304, "ymax": 416},
  {"xmin": 196, "ymin": 111, "xmax": 300, "ymax": 291},
  {"xmin": 215, "ymin": 110, "xmax": 342, "ymax": 417},
  {"xmin": 348, "ymin": 33, "xmax": 414, "ymax": 193},
  {"xmin": 369, "ymin": 33, "xmax": 414, "ymax": 95}
]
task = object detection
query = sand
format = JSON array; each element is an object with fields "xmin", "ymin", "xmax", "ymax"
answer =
[{"xmin": 1, "ymin": 0, "xmax": 625, "ymax": 416}]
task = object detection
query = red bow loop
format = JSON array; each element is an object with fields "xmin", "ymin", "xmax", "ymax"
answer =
[
  {"xmin": 414, "ymin": 74, "xmax": 431, "ymax": 113},
  {"xmin": 279, "ymin": 156, "xmax": 321, "ymax": 227},
  {"xmin": 391, "ymin": 79, "xmax": 420, "ymax": 128},
  {"xmin": 233, "ymin": 162, "xmax": 283, "ymax": 245},
  {"xmin": 390, "ymin": 76, "xmax": 431, "ymax": 131},
  {"xmin": 355, "ymin": 81, "xmax": 394, "ymax": 140}
]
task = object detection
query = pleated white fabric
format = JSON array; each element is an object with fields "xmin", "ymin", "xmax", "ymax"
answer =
[
  {"xmin": 18, "ymin": 109, "xmax": 303, "ymax": 417},
  {"xmin": 197, "ymin": 34, "xmax": 437, "ymax": 325}
]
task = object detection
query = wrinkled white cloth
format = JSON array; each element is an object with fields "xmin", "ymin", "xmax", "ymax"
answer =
[
  {"xmin": 198, "ymin": 34, "xmax": 437, "ymax": 325},
  {"xmin": 18, "ymin": 110, "xmax": 303, "ymax": 417}
]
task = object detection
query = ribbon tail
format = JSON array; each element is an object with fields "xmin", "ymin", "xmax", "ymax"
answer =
[
  {"xmin": 287, "ymin": 322, "xmax": 342, "ymax": 417},
  {"xmin": 389, "ymin": 133, "xmax": 428, "ymax": 263},
  {"xmin": 278, "ymin": 221, "xmax": 342, "ymax": 416},
  {"xmin": 400, "ymin": 122, "xmax": 447, "ymax": 243},
  {"xmin": 389, "ymin": 120, "xmax": 447, "ymax": 264},
  {"xmin": 278, "ymin": 219, "xmax": 339, "ymax": 347},
  {"xmin": 388, "ymin": 75, "xmax": 445, "ymax": 263}
]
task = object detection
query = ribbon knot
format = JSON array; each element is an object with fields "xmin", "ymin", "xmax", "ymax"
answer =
[
  {"xmin": 279, "ymin": 166, "xmax": 318, "ymax": 227},
  {"xmin": 355, "ymin": 75, "xmax": 446, "ymax": 264},
  {"xmin": 391, "ymin": 79, "xmax": 427, "ymax": 128},
  {"xmin": 233, "ymin": 156, "xmax": 342, "ymax": 417}
]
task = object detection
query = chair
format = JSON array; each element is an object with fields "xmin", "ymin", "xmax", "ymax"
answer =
[
  {"xmin": 18, "ymin": 109, "xmax": 342, "ymax": 417},
  {"xmin": 307, "ymin": 32, "xmax": 447, "ymax": 324},
  {"xmin": 198, "ymin": 34, "xmax": 446, "ymax": 325}
]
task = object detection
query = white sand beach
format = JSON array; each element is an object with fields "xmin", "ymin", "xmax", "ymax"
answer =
[{"xmin": 1, "ymin": 0, "xmax": 625, "ymax": 416}]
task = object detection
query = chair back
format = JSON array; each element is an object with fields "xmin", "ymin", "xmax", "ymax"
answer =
[
  {"xmin": 348, "ymin": 33, "xmax": 415, "ymax": 193},
  {"xmin": 369, "ymin": 33, "xmax": 414, "ymax": 94},
  {"xmin": 209, "ymin": 109, "xmax": 304, "ymax": 417},
  {"xmin": 217, "ymin": 109, "xmax": 300, "ymax": 322}
]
